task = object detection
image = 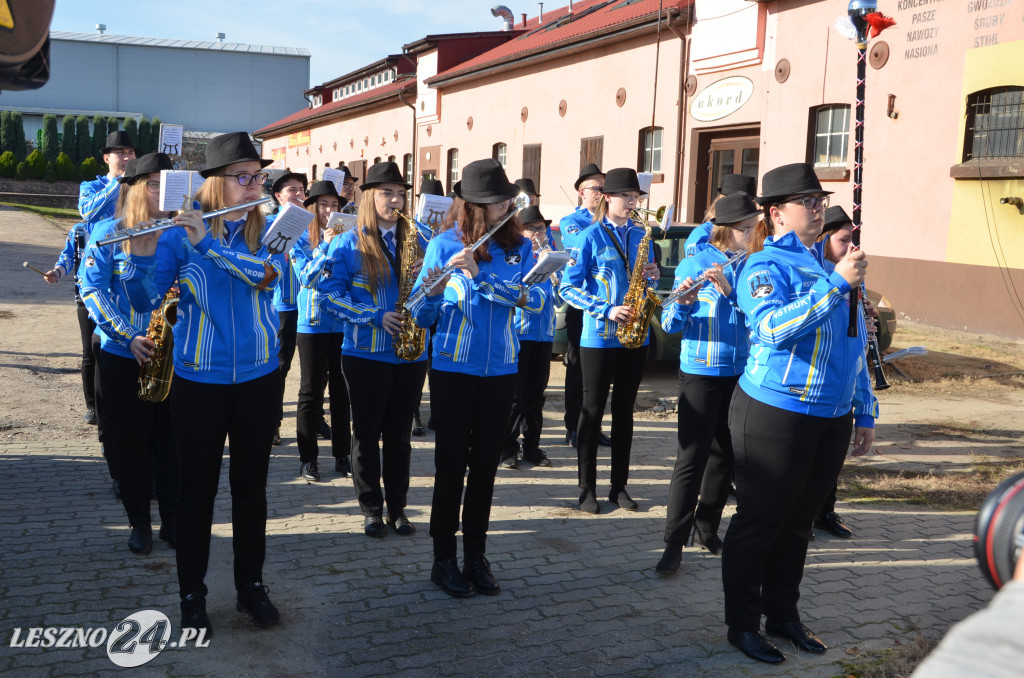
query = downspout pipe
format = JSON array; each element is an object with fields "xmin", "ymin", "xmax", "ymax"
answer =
[
  {"xmin": 668, "ymin": 9, "xmax": 690, "ymax": 221},
  {"xmin": 399, "ymin": 50, "xmax": 419, "ymax": 194}
]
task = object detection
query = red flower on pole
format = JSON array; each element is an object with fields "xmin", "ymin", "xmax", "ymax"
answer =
[{"xmin": 865, "ymin": 12, "xmax": 896, "ymax": 38}]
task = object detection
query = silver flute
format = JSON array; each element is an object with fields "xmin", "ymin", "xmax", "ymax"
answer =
[
  {"xmin": 661, "ymin": 250, "xmax": 748, "ymax": 305},
  {"xmin": 96, "ymin": 197, "xmax": 273, "ymax": 246}
]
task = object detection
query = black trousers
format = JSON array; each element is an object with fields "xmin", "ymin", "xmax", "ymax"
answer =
[
  {"xmin": 276, "ymin": 309, "xmax": 298, "ymax": 425},
  {"xmin": 722, "ymin": 387, "xmax": 852, "ymax": 632},
  {"xmin": 296, "ymin": 332, "xmax": 350, "ymax": 464},
  {"xmin": 96, "ymin": 348, "xmax": 178, "ymax": 530},
  {"xmin": 170, "ymin": 370, "xmax": 279, "ymax": 595},
  {"xmin": 429, "ymin": 369, "xmax": 516, "ymax": 560},
  {"xmin": 76, "ymin": 302, "xmax": 97, "ymax": 411},
  {"xmin": 663, "ymin": 372, "xmax": 737, "ymax": 545},
  {"xmin": 577, "ymin": 346, "xmax": 646, "ymax": 494},
  {"xmin": 819, "ymin": 482, "xmax": 840, "ymax": 518},
  {"xmin": 505, "ymin": 340, "xmax": 553, "ymax": 453},
  {"xmin": 343, "ymin": 355, "xmax": 427, "ymax": 518},
  {"xmin": 563, "ymin": 306, "xmax": 584, "ymax": 433},
  {"xmin": 91, "ymin": 335, "xmax": 111, "ymax": 480}
]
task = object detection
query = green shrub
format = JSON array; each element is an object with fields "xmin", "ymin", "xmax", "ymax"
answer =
[
  {"xmin": 55, "ymin": 152, "xmax": 77, "ymax": 181},
  {"xmin": 16, "ymin": 161, "xmax": 29, "ymax": 180},
  {"xmin": 26, "ymin": 148, "xmax": 47, "ymax": 179},
  {"xmin": 80, "ymin": 156, "xmax": 99, "ymax": 181},
  {"xmin": 9, "ymin": 111, "xmax": 27, "ymax": 161},
  {"xmin": 137, "ymin": 117, "xmax": 151, "ymax": 155},
  {"xmin": 41, "ymin": 113, "xmax": 59, "ymax": 161},
  {"xmin": 75, "ymin": 116, "xmax": 90, "ymax": 164},
  {"xmin": 44, "ymin": 160, "xmax": 57, "ymax": 183},
  {"xmin": 0, "ymin": 150, "xmax": 16, "ymax": 178},
  {"xmin": 91, "ymin": 116, "xmax": 106, "ymax": 161},
  {"xmin": 124, "ymin": 118, "xmax": 138, "ymax": 149},
  {"xmin": 149, "ymin": 118, "xmax": 161, "ymax": 154},
  {"xmin": 61, "ymin": 116, "xmax": 76, "ymax": 160}
]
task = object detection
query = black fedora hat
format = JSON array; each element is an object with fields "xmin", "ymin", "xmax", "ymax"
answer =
[
  {"xmin": 303, "ymin": 181, "xmax": 347, "ymax": 208},
  {"xmin": 271, "ymin": 171, "xmax": 308, "ymax": 195},
  {"xmin": 515, "ymin": 178, "xmax": 540, "ymax": 196},
  {"xmin": 199, "ymin": 132, "xmax": 272, "ymax": 178},
  {"xmin": 718, "ymin": 174, "xmax": 756, "ymax": 197},
  {"xmin": 757, "ymin": 163, "xmax": 833, "ymax": 204},
  {"xmin": 417, "ymin": 178, "xmax": 444, "ymax": 197},
  {"xmin": 601, "ymin": 168, "xmax": 647, "ymax": 196},
  {"xmin": 574, "ymin": 163, "xmax": 604, "ymax": 190},
  {"xmin": 100, "ymin": 130, "xmax": 135, "ymax": 154},
  {"xmin": 710, "ymin": 194, "xmax": 761, "ymax": 226},
  {"xmin": 518, "ymin": 205, "xmax": 551, "ymax": 227},
  {"xmin": 822, "ymin": 206, "xmax": 853, "ymax": 233},
  {"xmin": 118, "ymin": 152, "xmax": 174, "ymax": 185},
  {"xmin": 337, "ymin": 164, "xmax": 358, "ymax": 183},
  {"xmin": 360, "ymin": 161, "xmax": 412, "ymax": 191},
  {"xmin": 453, "ymin": 159, "xmax": 519, "ymax": 204}
]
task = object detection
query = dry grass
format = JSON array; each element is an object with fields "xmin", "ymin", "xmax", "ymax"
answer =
[{"xmin": 835, "ymin": 632, "xmax": 938, "ymax": 678}]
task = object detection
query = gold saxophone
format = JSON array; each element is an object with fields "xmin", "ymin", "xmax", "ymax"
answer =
[
  {"xmin": 138, "ymin": 287, "xmax": 179, "ymax": 402},
  {"xmin": 615, "ymin": 222, "xmax": 660, "ymax": 349},
  {"xmin": 392, "ymin": 215, "xmax": 427, "ymax": 361}
]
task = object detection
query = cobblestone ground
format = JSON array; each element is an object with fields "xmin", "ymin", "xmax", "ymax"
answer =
[{"xmin": 0, "ymin": 417, "xmax": 992, "ymax": 677}]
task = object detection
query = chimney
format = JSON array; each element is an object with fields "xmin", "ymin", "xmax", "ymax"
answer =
[
  {"xmin": 539, "ymin": 3, "xmax": 544, "ymax": 22},
  {"xmin": 215, "ymin": 32, "xmax": 226, "ymax": 42},
  {"xmin": 522, "ymin": 13, "xmax": 528, "ymax": 27},
  {"xmin": 569, "ymin": 0, "xmax": 574, "ymax": 13},
  {"xmin": 95, "ymin": 24, "xmax": 106, "ymax": 35},
  {"xmin": 490, "ymin": 5, "xmax": 514, "ymax": 31}
]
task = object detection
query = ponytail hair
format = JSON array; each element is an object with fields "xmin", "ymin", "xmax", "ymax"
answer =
[{"xmin": 747, "ymin": 205, "xmax": 776, "ymax": 254}]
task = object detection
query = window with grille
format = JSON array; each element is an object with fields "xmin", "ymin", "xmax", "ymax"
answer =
[
  {"xmin": 492, "ymin": 143, "xmax": 507, "ymax": 167},
  {"xmin": 638, "ymin": 127, "xmax": 663, "ymax": 172},
  {"xmin": 447, "ymin": 148, "xmax": 459, "ymax": 194},
  {"xmin": 403, "ymin": 154, "xmax": 413, "ymax": 184},
  {"xmin": 963, "ymin": 87, "xmax": 1024, "ymax": 161},
  {"xmin": 810, "ymin": 105, "xmax": 850, "ymax": 167}
]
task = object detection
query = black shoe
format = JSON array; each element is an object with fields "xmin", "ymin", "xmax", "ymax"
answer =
[
  {"xmin": 565, "ymin": 430, "xmax": 577, "ymax": 447},
  {"xmin": 815, "ymin": 511, "xmax": 853, "ymax": 539},
  {"xmin": 522, "ymin": 448, "xmax": 552, "ymax": 467},
  {"xmin": 431, "ymin": 558, "xmax": 474, "ymax": 598},
  {"xmin": 272, "ymin": 427, "xmax": 282, "ymax": 446},
  {"xmin": 159, "ymin": 524, "xmax": 176, "ymax": 549},
  {"xmin": 129, "ymin": 525, "xmax": 153, "ymax": 554},
  {"xmin": 728, "ymin": 629, "xmax": 786, "ymax": 664},
  {"xmin": 318, "ymin": 419, "xmax": 332, "ymax": 440},
  {"xmin": 83, "ymin": 408, "xmax": 97, "ymax": 425},
  {"xmin": 426, "ymin": 415, "xmax": 436, "ymax": 430},
  {"xmin": 598, "ymin": 430, "xmax": 612, "ymax": 447},
  {"xmin": 693, "ymin": 528, "xmax": 724, "ymax": 555},
  {"xmin": 387, "ymin": 512, "xmax": 415, "ymax": 536},
  {"xmin": 364, "ymin": 515, "xmax": 387, "ymax": 538},
  {"xmin": 655, "ymin": 543, "xmax": 683, "ymax": 575},
  {"xmin": 499, "ymin": 449, "xmax": 519, "ymax": 470},
  {"xmin": 236, "ymin": 582, "xmax": 280, "ymax": 627},
  {"xmin": 808, "ymin": 528, "xmax": 816, "ymax": 541},
  {"xmin": 463, "ymin": 555, "xmax": 500, "ymax": 595},
  {"xmin": 300, "ymin": 461, "xmax": 320, "ymax": 482},
  {"xmin": 111, "ymin": 479, "xmax": 121, "ymax": 500},
  {"xmin": 609, "ymin": 488, "xmax": 638, "ymax": 511},
  {"xmin": 579, "ymin": 489, "xmax": 600, "ymax": 514},
  {"xmin": 765, "ymin": 620, "xmax": 827, "ymax": 654},
  {"xmin": 411, "ymin": 413, "xmax": 426, "ymax": 437},
  {"xmin": 180, "ymin": 591, "xmax": 213, "ymax": 640},
  {"xmin": 335, "ymin": 457, "xmax": 352, "ymax": 478}
]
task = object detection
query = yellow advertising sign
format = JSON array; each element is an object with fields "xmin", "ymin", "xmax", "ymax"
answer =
[{"xmin": 287, "ymin": 131, "xmax": 310, "ymax": 148}]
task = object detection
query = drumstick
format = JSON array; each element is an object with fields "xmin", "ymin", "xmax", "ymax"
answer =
[{"xmin": 23, "ymin": 262, "xmax": 48, "ymax": 277}]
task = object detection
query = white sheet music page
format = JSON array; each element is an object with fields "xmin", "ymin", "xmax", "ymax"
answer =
[
  {"xmin": 159, "ymin": 171, "xmax": 205, "ymax": 212},
  {"xmin": 524, "ymin": 250, "xmax": 570, "ymax": 285},
  {"xmin": 262, "ymin": 203, "xmax": 314, "ymax": 255},
  {"xmin": 636, "ymin": 172, "xmax": 654, "ymax": 195},
  {"xmin": 325, "ymin": 212, "xmax": 357, "ymax": 234},
  {"xmin": 321, "ymin": 168, "xmax": 346, "ymax": 196},
  {"xmin": 416, "ymin": 194, "xmax": 453, "ymax": 231}
]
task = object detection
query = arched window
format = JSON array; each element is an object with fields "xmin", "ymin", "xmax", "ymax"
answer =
[{"xmin": 963, "ymin": 86, "xmax": 1024, "ymax": 161}]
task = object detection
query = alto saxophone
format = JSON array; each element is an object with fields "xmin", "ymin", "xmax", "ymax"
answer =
[
  {"xmin": 138, "ymin": 287, "xmax": 179, "ymax": 402},
  {"xmin": 615, "ymin": 223, "xmax": 660, "ymax": 349},
  {"xmin": 392, "ymin": 218, "xmax": 427, "ymax": 361}
]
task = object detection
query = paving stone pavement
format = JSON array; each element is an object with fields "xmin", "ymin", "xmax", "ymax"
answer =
[{"xmin": 0, "ymin": 414, "xmax": 994, "ymax": 677}]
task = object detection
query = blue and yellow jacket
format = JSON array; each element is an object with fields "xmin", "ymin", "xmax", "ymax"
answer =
[
  {"xmin": 407, "ymin": 227, "xmax": 545, "ymax": 377},
  {"xmin": 320, "ymin": 226, "xmax": 430, "ymax": 364},
  {"xmin": 684, "ymin": 220, "xmax": 713, "ymax": 258},
  {"xmin": 120, "ymin": 218, "xmax": 282, "ymax": 385},
  {"xmin": 78, "ymin": 175, "xmax": 120, "ymax": 225},
  {"xmin": 291, "ymin": 230, "xmax": 344, "ymax": 334},
  {"xmin": 80, "ymin": 217, "xmax": 151, "ymax": 360},
  {"xmin": 558, "ymin": 207, "xmax": 594, "ymax": 257},
  {"xmin": 736, "ymin": 230, "xmax": 878, "ymax": 426},
  {"xmin": 559, "ymin": 217, "xmax": 655, "ymax": 349},
  {"xmin": 661, "ymin": 243, "xmax": 749, "ymax": 376},
  {"xmin": 264, "ymin": 213, "xmax": 299, "ymax": 313},
  {"xmin": 515, "ymin": 229, "xmax": 559, "ymax": 343}
]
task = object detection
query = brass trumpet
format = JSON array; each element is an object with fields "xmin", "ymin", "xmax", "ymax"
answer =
[{"xmin": 629, "ymin": 205, "xmax": 667, "ymax": 224}]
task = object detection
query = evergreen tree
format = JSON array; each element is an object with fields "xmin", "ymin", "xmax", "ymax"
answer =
[
  {"xmin": 137, "ymin": 117, "xmax": 152, "ymax": 155},
  {"xmin": 91, "ymin": 116, "xmax": 107, "ymax": 161},
  {"xmin": 75, "ymin": 116, "xmax": 90, "ymax": 164},
  {"xmin": 61, "ymin": 115, "xmax": 76, "ymax": 160},
  {"xmin": 107, "ymin": 116, "xmax": 119, "ymax": 134},
  {"xmin": 124, "ymin": 118, "xmax": 138, "ymax": 151},
  {"xmin": 0, "ymin": 111, "xmax": 10, "ymax": 156},
  {"xmin": 150, "ymin": 118, "xmax": 162, "ymax": 155},
  {"xmin": 55, "ymin": 152, "xmax": 77, "ymax": 181},
  {"xmin": 0, "ymin": 150, "xmax": 16, "ymax": 178},
  {"xmin": 41, "ymin": 114, "xmax": 59, "ymax": 161},
  {"xmin": 10, "ymin": 111, "xmax": 27, "ymax": 161},
  {"xmin": 26, "ymin": 149, "xmax": 47, "ymax": 180},
  {"xmin": 80, "ymin": 156, "xmax": 99, "ymax": 181}
]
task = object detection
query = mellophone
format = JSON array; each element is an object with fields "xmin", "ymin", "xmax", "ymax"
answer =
[{"xmin": 95, "ymin": 197, "xmax": 273, "ymax": 246}]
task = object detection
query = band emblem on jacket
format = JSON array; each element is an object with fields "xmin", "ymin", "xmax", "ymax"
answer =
[{"xmin": 747, "ymin": 270, "xmax": 774, "ymax": 299}]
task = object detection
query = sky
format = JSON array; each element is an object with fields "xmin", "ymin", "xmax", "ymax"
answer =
[{"xmin": 51, "ymin": 0, "xmax": 519, "ymax": 87}]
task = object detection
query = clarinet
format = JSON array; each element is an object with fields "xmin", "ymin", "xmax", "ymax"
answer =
[{"xmin": 861, "ymin": 283, "xmax": 890, "ymax": 391}]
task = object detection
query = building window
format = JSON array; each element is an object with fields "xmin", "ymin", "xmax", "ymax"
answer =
[
  {"xmin": 492, "ymin": 143, "xmax": 507, "ymax": 167},
  {"xmin": 810, "ymin": 105, "xmax": 850, "ymax": 167},
  {"xmin": 638, "ymin": 127, "xmax": 663, "ymax": 173},
  {"xmin": 403, "ymin": 154, "xmax": 413, "ymax": 185},
  {"xmin": 963, "ymin": 87, "xmax": 1024, "ymax": 161},
  {"xmin": 447, "ymin": 148, "xmax": 459, "ymax": 195},
  {"xmin": 312, "ymin": 164, "xmax": 318, "ymax": 180},
  {"xmin": 522, "ymin": 144, "xmax": 542, "ymax": 193}
]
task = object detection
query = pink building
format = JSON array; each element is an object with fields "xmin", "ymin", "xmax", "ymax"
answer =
[{"xmin": 256, "ymin": 0, "xmax": 1024, "ymax": 336}]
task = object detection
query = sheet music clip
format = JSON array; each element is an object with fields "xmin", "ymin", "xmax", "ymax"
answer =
[{"xmin": 524, "ymin": 250, "xmax": 570, "ymax": 285}]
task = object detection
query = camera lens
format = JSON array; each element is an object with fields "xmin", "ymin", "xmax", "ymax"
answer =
[{"xmin": 974, "ymin": 471, "xmax": 1024, "ymax": 590}]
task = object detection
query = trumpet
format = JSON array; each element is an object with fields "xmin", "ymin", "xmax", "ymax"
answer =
[
  {"xmin": 96, "ymin": 197, "xmax": 273, "ymax": 246},
  {"xmin": 629, "ymin": 205, "xmax": 667, "ymax": 224}
]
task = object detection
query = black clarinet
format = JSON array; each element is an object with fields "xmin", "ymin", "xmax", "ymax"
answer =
[{"xmin": 860, "ymin": 283, "xmax": 890, "ymax": 391}]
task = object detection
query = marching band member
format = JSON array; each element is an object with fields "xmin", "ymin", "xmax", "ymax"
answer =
[
  {"xmin": 268, "ymin": 171, "xmax": 307, "ymax": 446},
  {"xmin": 722, "ymin": 163, "xmax": 877, "ymax": 664},
  {"xmin": 654, "ymin": 193, "xmax": 756, "ymax": 574},
  {"xmin": 410, "ymin": 177, "xmax": 446, "ymax": 437},
  {"xmin": 500, "ymin": 205, "xmax": 556, "ymax": 469},
  {"xmin": 337, "ymin": 163, "xmax": 358, "ymax": 208},
  {"xmin": 558, "ymin": 164, "xmax": 610, "ymax": 449},
  {"xmin": 514, "ymin": 177, "xmax": 540, "ymax": 206},
  {"xmin": 684, "ymin": 174, "xmax": 756, "ymax": 258},
  {"xmin": 320, "ymin": 162, "xmax": 428, "ymax": 538},
  {"xmin": 559, "ymin": 168, "xmax": 660, "ymax": 514},
  {"xmin": 121, "ymin": 132, "xmax": 283, "ymax": 636},
  {"xmin": 80, "ymin": 152, "xmax": 178, "ymax": 555},
  {"xmin": 407, "ymin": 158, "xmax": 545, "ymax": 598},
  {"xmin": 291, "ymin": 181, "xmax": 352, "ymax": 482}
]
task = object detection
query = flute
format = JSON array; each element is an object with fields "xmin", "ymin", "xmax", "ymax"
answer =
[
  {"xmin": 95, "ymin": 197, "xmax": 273, "ymax": 246},
  {"xmin": 661, "ymin": 250, "xmax": 748, "ymax": 305}
]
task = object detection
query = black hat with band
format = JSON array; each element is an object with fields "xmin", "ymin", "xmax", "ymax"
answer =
[
  {"xmin": 757, "ymin": 162, "xmax": 833, "ymax": 205},
  {"xmin": 118, "ymin": 153, "xmax": 174, "ymax": 185},
  {"xmin": 303, "ymin": 180, "xmax": 347, "ymax": 208},
  {"xmin": 101, "ymin": 130, "xmax": 136, "ymax": 154},
  {"xmin": 199, "ymin": 132, "xmax": 272, "ymax": 178},
  {"xmin": 453, "ymin": 158, "xmax": 520, "ymax": 204},
  {"xmin": 710, "ymin": 194, "xmax": 761, "ymax": 226}
]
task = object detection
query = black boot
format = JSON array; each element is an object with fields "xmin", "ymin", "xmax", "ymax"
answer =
[{"xmin": 655, "ymin": 542, "xmax": 683, "ymax": 575}]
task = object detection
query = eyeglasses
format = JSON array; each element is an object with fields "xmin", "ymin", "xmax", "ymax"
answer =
[
  {"xmin": 144, "ymin": 180, "xmax": 161, "ymax": 194},
  {"xmin": 580, "ymin": 186, "xmax": 604, "ymax": 193},
  {"xmin": 784, "ymin": 195, "xmax": 829, "ymax": 211},
  {"xmin": 224, "ymin": 172, "xmax": 269, "ymax": 187}
]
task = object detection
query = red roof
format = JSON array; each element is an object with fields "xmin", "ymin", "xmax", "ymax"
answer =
[
  {"xmin": 429, "ymin": 0, "xmax": 690, "ymax": 85},
  {"xmin": 254, "ymin": 77, "xmax": 415, "ymax": 137}
]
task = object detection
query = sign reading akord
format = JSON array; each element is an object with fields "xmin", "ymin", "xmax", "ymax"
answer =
[{"xmin": 690, "ymin": 76, "xmax": 754, "ymax": 122}]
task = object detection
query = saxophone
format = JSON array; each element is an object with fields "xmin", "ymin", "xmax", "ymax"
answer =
[
  {"xmin": 615, "ymin": 223, "xmax": 661, "ymax": 349},
  {"xmin": 138, "ymin": 287, "xmax": 179, "ymax": 402},
  {"xmin": 392, "ymin": 219, "xmax": 427, "ymax": 361}
]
